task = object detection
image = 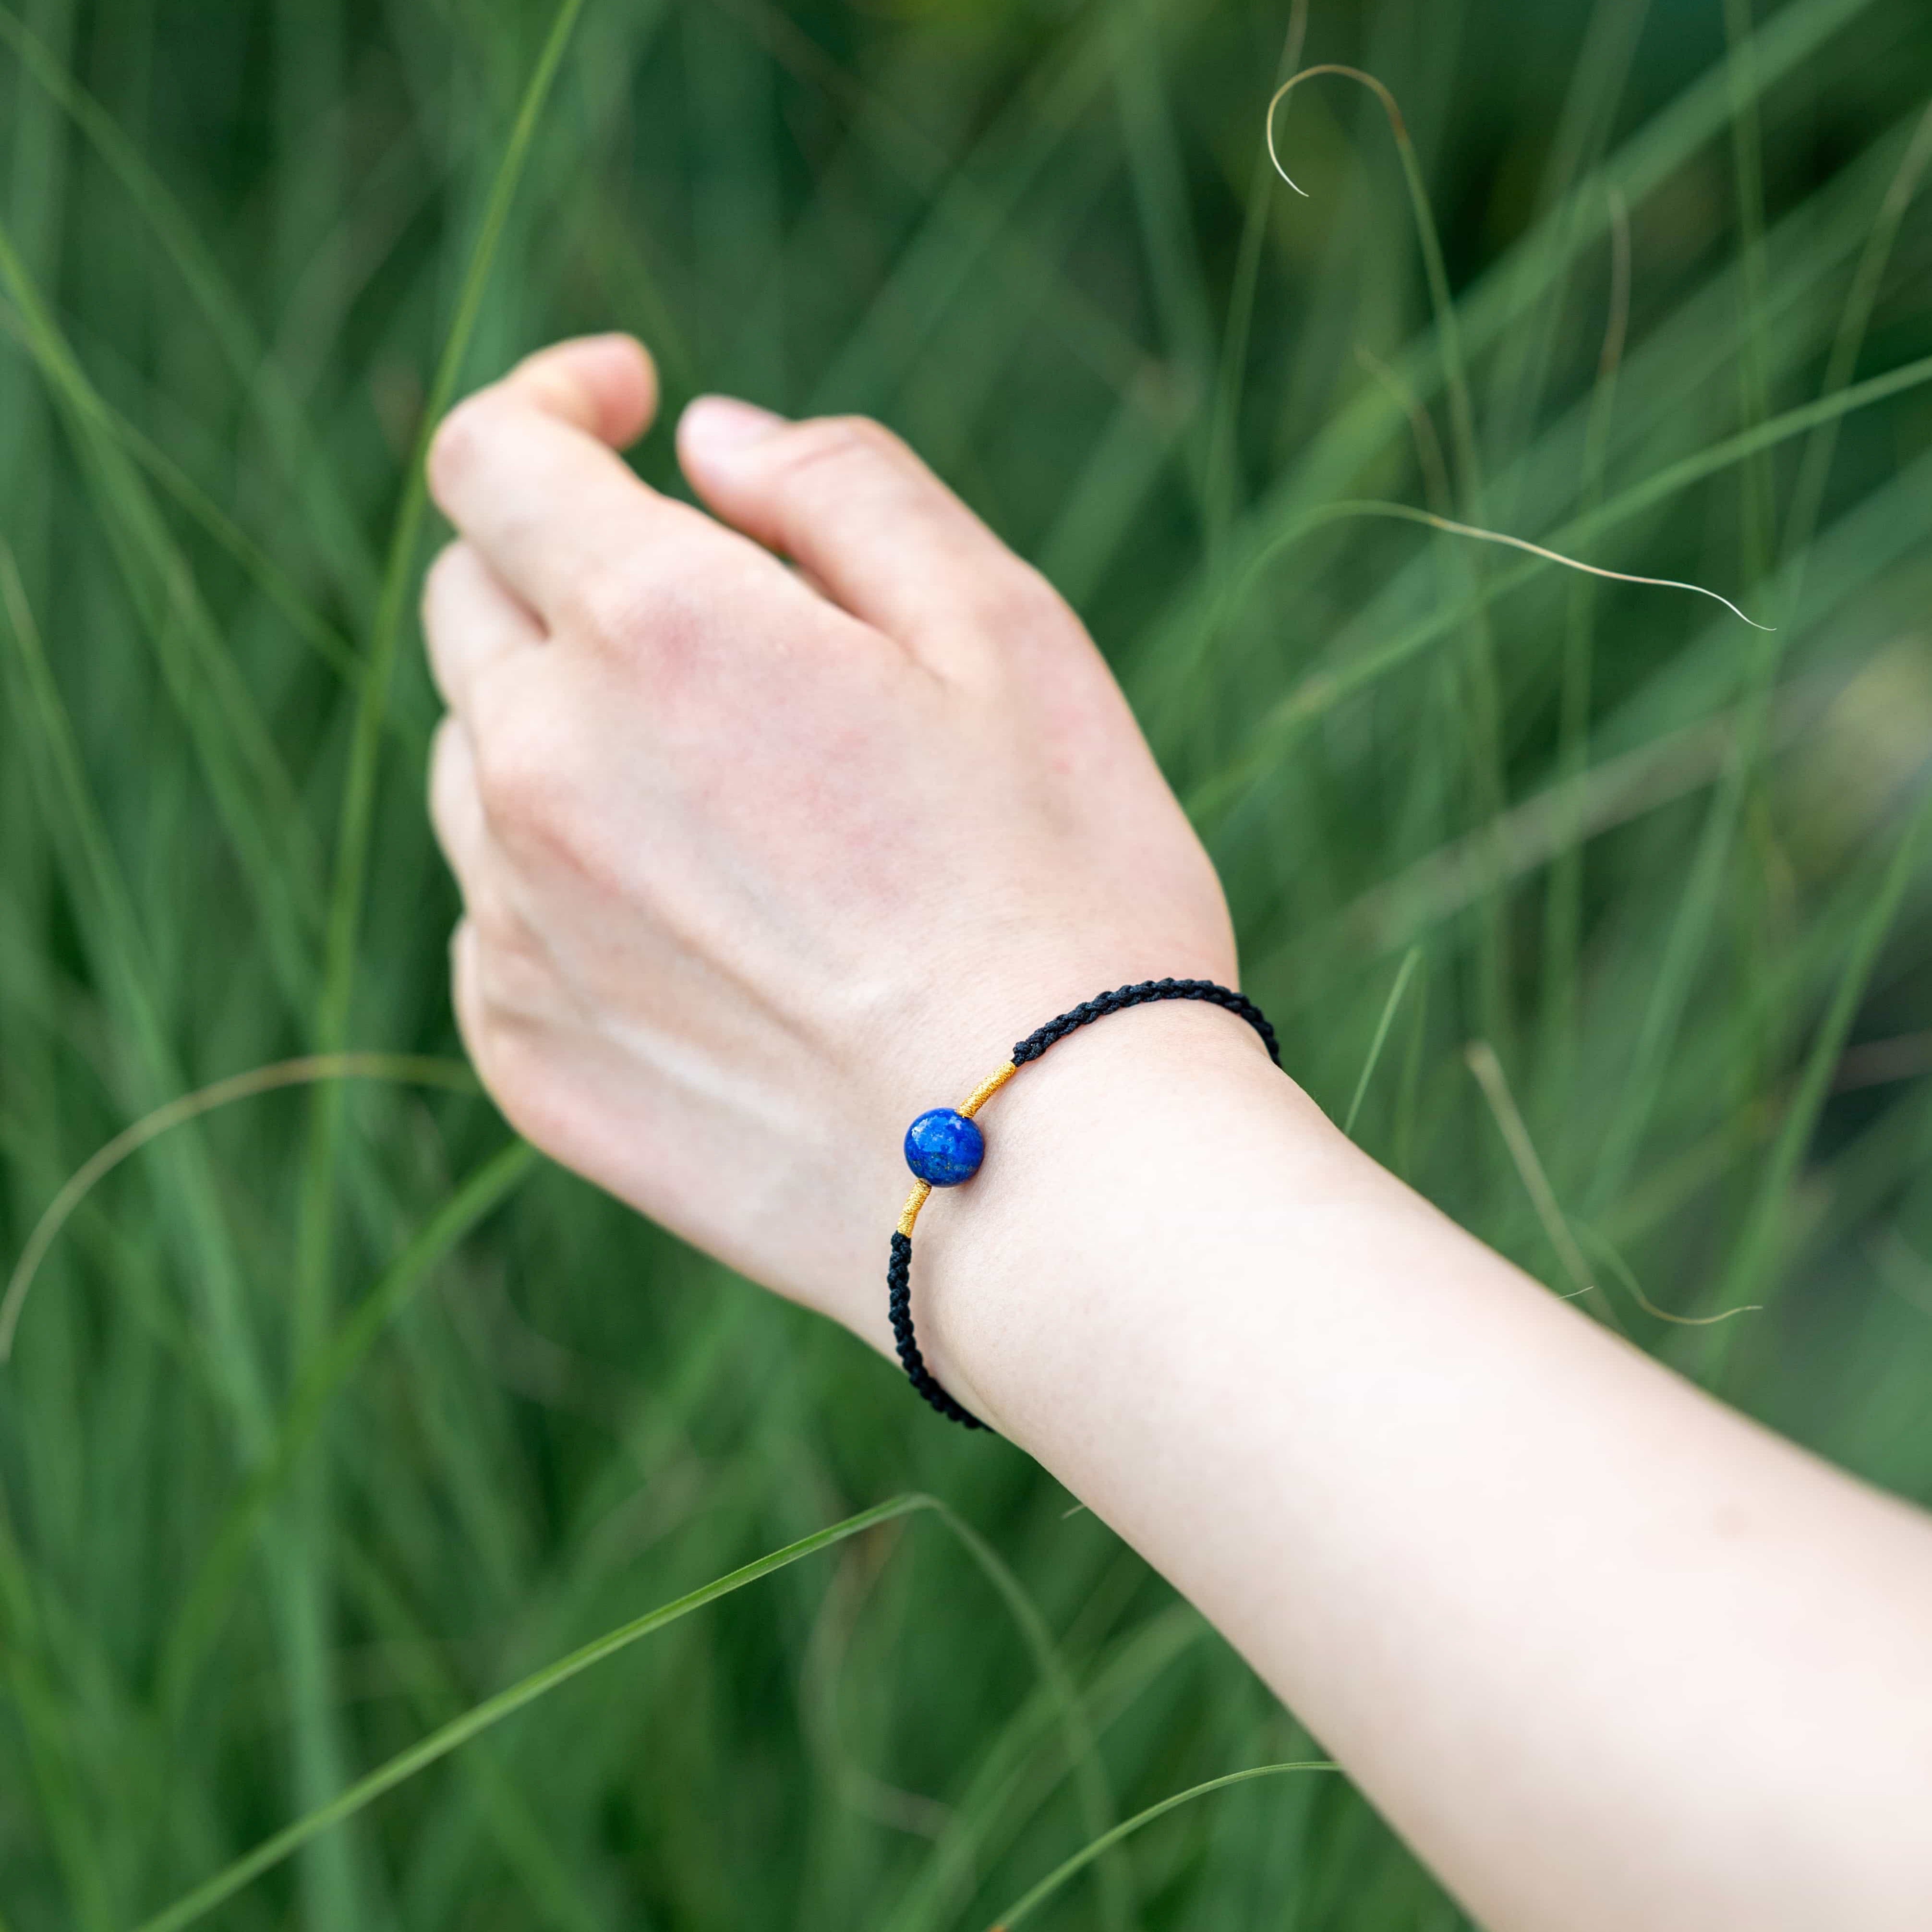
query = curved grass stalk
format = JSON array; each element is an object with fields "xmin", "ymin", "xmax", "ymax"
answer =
[
  {"xmin": 1576, "ymin": 1222, "xmax": 1760, "ymax": 1328},
  {"xmin": 1186, "ymin": 347, "xmax": 1932, "ymax": 827},
  {"xmin": 0, "ymin": 544, "xmax": 273, "ymax": 1445},
  {"xmin": 132, "ymin": 1495, "xmax": 937, "ymax": 1932},
  {"xmin": 154, "ymin": 1359, "xmax": 1123, "ymax": 1919},
  {"xmin": 1353, "ymin": 344, "xmax": 1454, "ymax": 517},
  {"xmin": 1201, "ymin": 488, "xmax": 1769, "ymax": 828},
  {"xmin": 1171, "ymin": 0, "xmax": 1881, "ymax": 705},
  {"xmin": 880, "ymin": 1603, "xmax": 1208, "ymax": 1932},
  {"xmin": 151, "ymin": 1485, "xmax": 1118, "ymax": 1930},
  {"xmin": 1465, "ymin": 1041, "xmax": 1600, "ymax": 1307},
  {"xmin": 328, "ymin": 1535, "xmax": 609, "ymax": 1932},
  {"xmin": 0, "ymin": 1053, "xmax": 479, "ymax": 1360},
  {"xmin": 1264, "ymin": 60, "xmax": 1510, "ymax": 1038},
  {"xmin": 1203, "ymin": 0, "xmax": 1308, "ymax": 569},
  {"xmin": 1139, "ymin": 0, "xmax": 1884, "ymax": 744},
  {"xmin": 1293, "ymin": 501, "xmax": 1774, "ymax": 629},
  {"xmin": 986, "ymin": 1760, "xmax": 1338, "ymax": 1930},
  {"xmin": 930, "ymin": 1503, "xmax": 1130, "ymax": 1932},
  {"xmin": 1265, "ymin": 64, "xmax": 1481, "ymax": 511}
]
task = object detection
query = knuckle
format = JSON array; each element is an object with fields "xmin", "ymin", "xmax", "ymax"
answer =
[
  {"xmin": 461, "ymin": 997, "xmax": 533, "ymax": 1123},
  {"xmin": 471, "ymin": 688, "xmax": 577, "ymax": 835},
  {"xmin": 985, "ymin": 558, "xmax": 1073, "ymax": 639},
  {"xmin": 455, "ymin": 921, "xmax": 561, "ymax": 1087},
  {"xmin": 483, "ymin": 1047, "xmax": 562, "ymax": 1152},
  {"xmin": 426, "ymin": 392, "xmax": 497, "ymax": 499},
  {"xmin": 426, "ymin": 717, "xmax": 466, "ymax": 827},
  {"xmin": 560, "ymin": 559, "xmax": 648, "ymax": 643},
  {"xmin": 774, "ymin": 413, "xmax": 902, "ymax": 487},
  {"xmin": 421, "ymin": 545, "xmax": 480, "ymax": 660},
  {"xmin": 476, "ymin": 924, "xmax": 557, "ymax": 1018},
  {"xmin": 460, "ymin": 870, "xmax": 527, "ymax": 952},
  {"xmin": 570, "ymin": 566, "xmax": 711, "ymax": 688},
  {"xmin": 459, "ymin": 997, "xmax": 571, "ymax": 1155},
  {"xmin": 421, "ymin": 541, "xmax": 462, "ymax": 623}
]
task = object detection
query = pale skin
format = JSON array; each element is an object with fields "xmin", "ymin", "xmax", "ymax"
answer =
[{"xmin": 423, "ymin": 333, "xmax": 1932, "ymax": 1932}]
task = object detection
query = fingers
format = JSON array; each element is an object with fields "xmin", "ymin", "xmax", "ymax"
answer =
[
  {"xmin": 428, "ymin": 713, "xmax": 490, "ymax": 890},
  {"xmin": 677, "ymin": 399, "xmax": 1054, "ymax": 671},
  {"xmin": 449, "ymin": 916, "xmax": 490, "ymax": 1074},
  {"xmin": 497, "ymin": 332, "xmax": 658, "ymax": 449},
  {"xmin": 422, "ymin": 541, "xmax": 543, "ymax": 714},
  {"xmin": 428, "ymin": 334, "xmax": 694, "ymax": 622}
]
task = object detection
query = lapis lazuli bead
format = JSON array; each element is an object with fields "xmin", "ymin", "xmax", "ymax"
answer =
[{"xmin": 904, "ymin": 1108, "xmax": 985, "ymax": 1186}]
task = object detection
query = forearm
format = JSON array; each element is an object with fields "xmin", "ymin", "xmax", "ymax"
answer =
[{"xmin": 914, "ymin": 1001, "xmax": 1932, "ymax": 1932}]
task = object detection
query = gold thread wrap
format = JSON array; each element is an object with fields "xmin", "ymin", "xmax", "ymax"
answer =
[
  {"xmin": 896, "ymin": 1181, "xmax": 932, "ymax": 1236},
  {"xmin": 957, "ymin": 1061, "xmax": 1017, "ymax": 1118}
]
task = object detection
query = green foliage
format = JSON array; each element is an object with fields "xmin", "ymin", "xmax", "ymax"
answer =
[{"xmin": 2, "ymin": 0, "xmax": 1931, "ymax": 1926}]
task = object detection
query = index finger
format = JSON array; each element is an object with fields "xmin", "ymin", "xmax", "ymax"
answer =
[{"xmin": 426, "ymin": 335, "xmax": 700, "ymax": 622}]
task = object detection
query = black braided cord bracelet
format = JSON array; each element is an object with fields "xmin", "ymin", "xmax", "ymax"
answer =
[{"xmin": 887, "ymin": 978, "xmax": 1282, "ymax": 1430}]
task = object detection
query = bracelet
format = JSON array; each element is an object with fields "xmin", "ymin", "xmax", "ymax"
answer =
[{"xmin": 886, "ymin": 978, "xmax": 1281, "ymax": 1430}]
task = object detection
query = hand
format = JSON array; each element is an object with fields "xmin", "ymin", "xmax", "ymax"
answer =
[{"xmin": 422, "ymin": 334, "xmax": 1236, "ymax": 1349}]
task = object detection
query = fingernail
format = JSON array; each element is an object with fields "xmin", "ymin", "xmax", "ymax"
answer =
[{"xmin": 680, "ymin": 394, "xmax": 785, "ymax": 461}]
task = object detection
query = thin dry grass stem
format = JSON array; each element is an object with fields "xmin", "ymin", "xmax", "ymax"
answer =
[
  {"xmin": 1246, "ymin": 497, "xmax": 1774, "ymax": 629},
  {"xmin": 0, "ymin": 1053, "xmax": 479, "ymax": 1360},
  {"xmin": 1386, "ymin": 505, "xmax": 1773, "ymax": 628},
  {"xmin": 1352, "ymin": 498, "xmax": 1769, "ymax": 626},
  {"xmin": 1263, "ymin": 60, "xmax": 1483, "ymax": 512},
  {"xmin": 1464, "ymin": 1041, "xmax": 1596, "ymax": 1302},
  {"xmin": 1353, "ymin": 344, "xmax": 1453, "ymax": 516},
  {"xmin": 1204, "ymin": 0, "xmax": 1309, "ymax": 563},
  {"xmin": 1264, "ymin": 64, "xmax": 1405, "ymax": 200},
  {"xmin": 1580, "ymin": 1223, "xmax": 1762, "ymax": 1328}
]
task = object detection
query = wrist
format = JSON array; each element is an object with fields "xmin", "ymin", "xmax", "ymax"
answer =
[{"xmin": 901, "ymin": 993, "xmax": 1344, "ymax": 1441}]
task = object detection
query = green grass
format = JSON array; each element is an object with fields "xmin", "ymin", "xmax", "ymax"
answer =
[{"xmin": 3, "ymin": 0, "xmax": 1932, "ymax": 1926}]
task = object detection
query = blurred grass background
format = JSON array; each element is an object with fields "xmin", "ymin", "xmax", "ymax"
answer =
[{"xmin": 3, "ymin": 0, "xmax": 1932, "ymax": 1925}]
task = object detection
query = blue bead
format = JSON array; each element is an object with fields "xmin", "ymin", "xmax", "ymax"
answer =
[{"xmin": 904, "ymin": 1108, "xmax": 985, "ymax": 1186}]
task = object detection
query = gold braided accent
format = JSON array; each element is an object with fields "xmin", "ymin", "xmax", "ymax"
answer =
[
  {"xmin": 957, "ymin": 1061, "xmax": 1018, "ymax": 1118},
  {"xmin": 896, "ymin": 1180, "xmax": 932, "ymax": 1237}
]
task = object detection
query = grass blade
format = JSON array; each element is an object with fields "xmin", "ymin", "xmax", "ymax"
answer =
[
  {"xmin": 987, "ymin": 1761, "xmax": 1338, "ymax": 1930},
  {"xmin": 132, "ymin": 1495, "xmax": 937, "ymax": 1932}
]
